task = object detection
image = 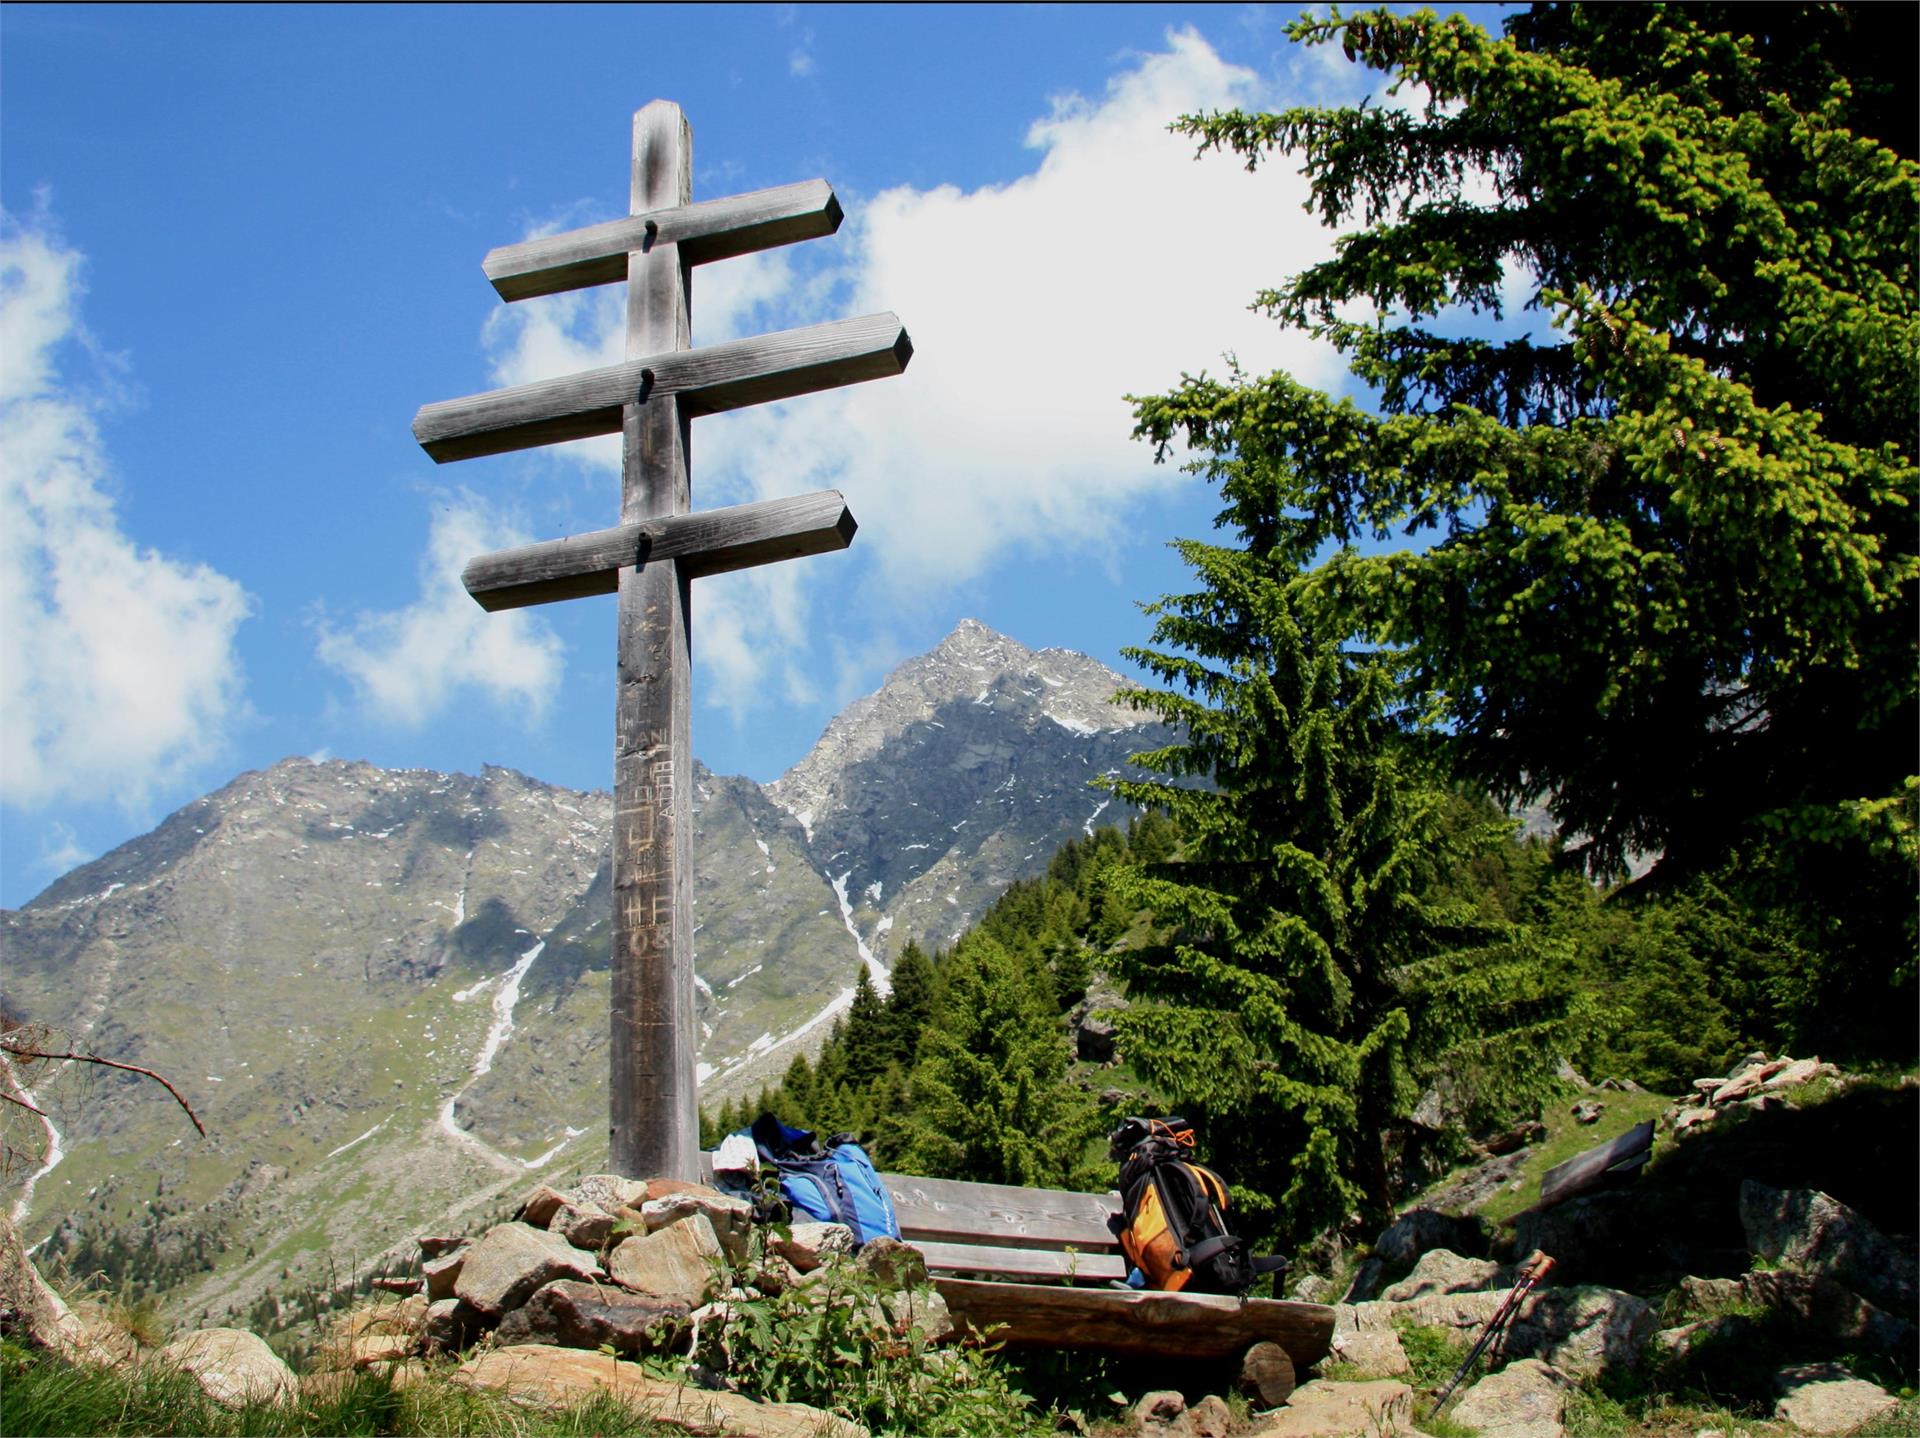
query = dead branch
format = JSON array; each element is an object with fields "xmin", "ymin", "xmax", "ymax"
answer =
[
  {"xmin": 0, "ymin": 1089, "xmax": 49, "ymax": 1118},
  {"xmin": 0, "ymin": 1040, "xmax": 207, "ymax": 1137}
]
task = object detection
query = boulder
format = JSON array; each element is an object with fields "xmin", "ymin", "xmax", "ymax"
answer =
[
  {"xmin": 771, "ymin": 1221, "xmax": 855, "ymax": 1273},
  {"xmin": 1759, "ymin": 1055, "xmax": 1827, "ymax": 1091},
  {"xmin": 570, "ymin": 1173, "xmax": 653, "ymax": 1214},
  {"xmin": 1513, "ymin": 1191, "xmax": 1641, "ymax": 1284},
  {"xmin": 1379, "ymin": 1249, "xmax": 1502, "ymax": 1303},
  {"xmin": 1671, "ymin": 1107, "xmax": 1715, "ymax": 1132},
  {"xmin": 552, "ymin": 1202, "xmax": 616, "ymax": 1252},
  {"xmin": 1327, "ymin": 1326, "xmax": 1410, "ymax": 1379},
  {"xmin": 879, "ymin": 1284, "xmax": 954, "ymax": 1344},
  {"xmin": 1772, "ymin": 1363, "xmax": 1899, "ymax": 1436},
  {"xmin": 515, "ymin": 1184, "xmax": 570, "ymax": 1229},
  {"xmin": 1449, "ymin": 1358, "xmax": 1574, "ymax": 1438},
  {"xmin": 455, "ymin": 1343, "xmax": 869, "ymax": 1438},
  {"xmin": 1248, "ymin": 1379, "xmax": 1413, "ymax": 1437},
  {"xmin": 606, "ymin": 1212, "xmax": 725, "ymax": 1307},
  {"xmin": 421, "ymin": 1297, "xmax": 484, "ymax": 1354},
  {"xmin": 1372, "ymin": 1209, "xmax": 1485, "ymax": 1272},
  {"xmin": 493, "ymin": 1279, "xmax": 688, "ymax": 1356},
  {"xmin": 320, "ymin": 1296, "xmax": 428, "ymax": 1370},
  {"xmin": 1132, "ymin": 1389, "xmax": 1193, "ymax": 1436},
  {"xmin": 855, "ymin": 1235, "xmax": 929, "ymax": 1289},
  {"xmin": 1189, "ymin": 1393, "xmax": 1233, "ymax": 1438},
  {"xmin": 423, "ymin": 1247, "xmax": 466, "ymax": 1301},
  {"xmin": 1569, "ymin": 1100, "xmax": 1606, "ymax": 1125},
  {"xmin": 453, "ymin": 1223, "xmax": 603, "ymax": 1318},
  {"xmin": 1337, "ymin": 1283, "xmax": 1655, "ymax": 1379},
  {"xmin": 1671, "ymin": 1269, "xmax": 1912, "ymax": 1353},
  {"xmin": 156, "ymin": 1328, "xmax": 296, "ymax": 1408},
  {"xmin": 1738, "ymin": 1181, "xmax": 1918, "ymax": 1315},
  {"xmin": 641, "ymin": 1190, "xmax": 753, "ymax": 1262},
  {"xmin": 416, "ymin": 1234, "xmax": 467, "ymax": 1258}
]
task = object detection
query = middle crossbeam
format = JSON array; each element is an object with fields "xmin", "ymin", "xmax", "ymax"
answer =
[{"xmin": 413, "ymin": 313, "xmax": 911, "ymax": 463}]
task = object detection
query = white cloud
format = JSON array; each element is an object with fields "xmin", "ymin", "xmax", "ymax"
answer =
[
  {"xmin": 34, "ymin": 821, "xmax": 92, "ymax": 878},
  {"xmin": 312, "ymin": 493, "xmax": 565, "ymax": 728},
  {"xmin": 481, "ymin": 28, "xmax": 1349, "ymax": 715},
  {"xmin": 0, "ymin": 208, "xmax": 253, "ymax": 810}
]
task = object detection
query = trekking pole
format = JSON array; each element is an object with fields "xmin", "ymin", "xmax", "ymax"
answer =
[{"xmin": 1429, "ymin": 1250, "xmax": 1556, "ymax": 1415}]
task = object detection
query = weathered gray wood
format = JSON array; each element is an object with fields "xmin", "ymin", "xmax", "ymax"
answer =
[
  {"xmin": 484, "ymin": 179, "xmax": 842, "ymax": 300},
  {"xmin": 462, "ymin": 491, "xmax": 856, "ymax": 611},
  {"xmin": 1537, "ymin": 1119, "xmax": 1654, "ymax": 1209},
  {"xmin": 413, "ymin": 313, "xmax": 912, "ymax": 462},
  {"xmin": 883, "ymin": 1172, "xmax": 1121, "ymax": 1251},
  {"xmin": 610, "ymin": 100, "xmax": 697, "ymax": 1185},
  {"xmin": 934, "ymin": 1280, "xmax": 1335, "ymax": 1365},
  {"xmin": 911, "ymin": 1240, "xmax": 1128, "ymax": 1284}
]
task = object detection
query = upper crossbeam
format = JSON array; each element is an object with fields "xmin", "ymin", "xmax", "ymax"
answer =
[{"xmin": 484, "ymin": 179, "xmax": 843, "ymax": 301}]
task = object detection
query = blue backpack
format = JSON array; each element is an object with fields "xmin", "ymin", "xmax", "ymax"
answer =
[{"xmin": 745, "ymin": 1114, "xmax": 901, "ymax": 1246}]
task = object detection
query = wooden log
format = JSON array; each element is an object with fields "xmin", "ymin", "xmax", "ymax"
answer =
[
  {"xmin": 484, "ymin": 179, "xmax": 842, "ymax": 300},
  {"xmin": 413, "ymin": 313, "xmax": 913, "ymax": 463},
  {"xmin": 1236, "ymin": 1341, "xmax": 1297, "ymax": 1408},
  {"xmin": 933, "ymin": 1280, "xmax": 1335, "ymax": 1365},
  {"xmin": 462, "ymin": 491, "xmax": 857, "ymax": 611},
  {"xmin": 609, "ymin": 99, "xmax": 697, "ymax": 1185},
  {"xmin": 1537, "ymin": 1119, "xmax": 1654, "ymax": 1209},
  {"xmin": 883, "ymin": 1173, "xmax": 1121, "ymax": 1251},
  {"xmin": 910, "ymin": 1240, "xmax": 1128, "ymax": 1284}
]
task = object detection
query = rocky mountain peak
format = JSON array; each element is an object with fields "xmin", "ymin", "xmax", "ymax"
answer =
[{"xmin": 766, "ymin": 620, "xmax": 1152, "ymax": 833}]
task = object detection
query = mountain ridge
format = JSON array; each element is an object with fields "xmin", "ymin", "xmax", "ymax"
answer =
[{"xmin": 0, "ymin": 619, "xmax": 1166, "ymax": 1322}]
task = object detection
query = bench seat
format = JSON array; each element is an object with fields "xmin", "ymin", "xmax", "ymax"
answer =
[{"xmin": 880, "ymin": 1171, "xmax": 1333, "ymax": 1369}]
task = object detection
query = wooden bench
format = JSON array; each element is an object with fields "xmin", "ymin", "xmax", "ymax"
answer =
[{"xmin": 880, "ymin": 1171, "xmax": 1333, "ymax": 1393}]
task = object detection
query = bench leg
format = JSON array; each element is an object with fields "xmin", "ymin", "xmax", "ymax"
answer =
[{"xmin": 1235, "ymin": 1341, "xmax": 1296, "ymax": 1408}]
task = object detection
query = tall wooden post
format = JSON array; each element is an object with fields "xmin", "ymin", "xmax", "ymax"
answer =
[
  {"xmin": 612, "ymin": 103, "xmax": 696, "ymax": 1180},
  {"xmin": 410, "ymin": 100, "xmax": 910, "ymax": 1186}
]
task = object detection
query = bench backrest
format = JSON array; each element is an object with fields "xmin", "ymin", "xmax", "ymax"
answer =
[{"xmin": 881, "ymin": 1171, "xmax": 1131, "ymax": 1283}]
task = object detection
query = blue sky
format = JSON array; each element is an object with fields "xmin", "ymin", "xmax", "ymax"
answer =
[{"xmin": 1, "ymin": 3, "xmax": 1502, "ymax": 908}]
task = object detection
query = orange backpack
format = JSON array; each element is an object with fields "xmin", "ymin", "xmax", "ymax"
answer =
[{"xmin": 1107, "ymin": 1117, "xmax": 1257, "ymax": 1294}]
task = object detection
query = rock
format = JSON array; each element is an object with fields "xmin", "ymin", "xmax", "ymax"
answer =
[
  {"xmin": 421, "ymin": 1297, "xmax": 483, "ymax": 1354},
  {"xmin": 856, "ymin": 1235, "xmax": 929, "ymax": 1289},
  {"xmin": 1772, "ymin": 1363, "xmax": 1899, "ymax": 1436},
  {"xmin": 1569, "ymin": 1099, "xmax": 1606, "ymax": 1125},
  {"xmin": 1238, "ymin": 1340, "xmax": 1299, "ymax": 1405},
  {"xmin": 453, "ymin": 1222, "xmax": 603, "ymax": 1318},
  {"xmin": 1671, "ymin": 1269, "xmax": 1912, "ymax": 1353},
  {"xmin": 516, "ymin": 1184, "xmax": 571, "ymax": 1229},
  {"xmin": 1711, "ymin": 1057, "xmax": 1789, "ymax": 1107},
  {"xmin": 1653, "ymin": 1313, "xmax": 1755, "ymax": 1363},
  {"xmin": 1738, "ymin": 1181, "xmax": 1918, "ymax": 1315},
  {"xmin": 641, "ymin": 1191, "xmax": 754, "ymax": 1262},
  {"xmin": 371, "ymin": 1276, "xmax": 423, "ymax": 1296},
  {"xmin": 1482, "ymin": 1121, "xmax": 1547, "ymax": 1156},
  {"xmin": 569, "ymin": 1173, "xmax": 652, "ymax": 1214},
  {"xmin": 1075, "ymin": 1009, "xmax": 1120, "ymax": 1064},
  {"xmin": 771, "ymin": 1221, "xmax": 854, "ymax": 1273},
  {"xmin": 156, "ymin": 1328, "xmax": 297, "ymax": 1408},
  {"xmin": 320, "ymin": 1296, "xmax": 428, "ymax": 1370},
  {"xmin": 1, "ymin": 1213, "xmax": 100, "ymax": 1364},
  {"xmin": 416, "ymin": 1234, "xmax": 466, "ymax": 1258},
  {"xmin": 1371, "ymin": 1209, "xmax": 1485, "ymax": 1272},
  {"xmin": 1513, "ymin": 1190, "xmax": 1640, "ymax": 1284},
  {"xmin": 1132, "ymin": 1389, "xmax": 1192, "ymax": 1436},
  {"xmin": 1189, "ymin": 1394, "xmax": 1233, "ymax": 1438},
  {"xmin": 1556, "ymin": 1058, "xmax": 1591, "ymax": 1090},
  {"xmin": 552, "ymin": 1202, "xmax": 616, "ymax": 1252},
  {"xmin": 1759, "ymin": 1056, "xmax": 1824, "ymax": 1091},
  {"xmin": 455, "ymin": 1343, "xmax": 869, "ymax": 1437},
  {"xmin": 879, "ymin": 1284, "xmax": 954, "ymax": 1343},
  {"xmin": 493, "ymin": 1279, "xmax": 689, "ymax": 1356},
  {"xmin": 1449, "ymin": 1358, "xmax": 1575, "ymax": 1438},
  {"xmin": 606, "ymin": 1212, "xmax": 725, "ymax": 1307},
  {"xmin": 1337, "ymin": 1283, "xmax": 1655, "ymax": 1379},
  {"xmin": 1328, "ymin": 1327, "xmax": 1409, "ymax": 1379},
  {"xmin": 423, "ymin": 1247, "xmax": 466, "ymax": 1301},
  {"xmin": 1249, "ymin": 1379, "xmax": 1413, "ymax": 1437},
  {"xmin": 1379, "ymin": 1249, "xmax": 1502, "ymax": 1303},
  {"xmin": 1672, "ymin": 1107, "xmax": 1716, "ymax": 1132},
  {"xmin": 1411, "ymin": 1150, "xmax": 1532, "ymax": 1217}
]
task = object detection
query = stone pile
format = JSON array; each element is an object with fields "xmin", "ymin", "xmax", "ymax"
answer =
[
  {"xmin": 1668, "ymin": 1051, "xmax": 1836, "ymax": 1132},
  {"xmin": 1296, "ymin": 1179, "xmax": 1912, "ymax": 1438}
]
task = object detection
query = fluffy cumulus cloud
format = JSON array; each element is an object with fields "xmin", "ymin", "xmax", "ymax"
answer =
[
  {"xmin": 312, "ymin": 493, "xmax": 565, "ymax": 728},
  {"xmin": 0, "ymin": 209, "xmax": 253, "ymax": 810},
  {"xmin": 483, "ymin": 29, "xmax": 1351, "ymax": 714}
]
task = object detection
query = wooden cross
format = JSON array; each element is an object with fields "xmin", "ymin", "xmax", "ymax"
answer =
[{"xmin": 410, "ymin": 101, "xmax": 911, "ymax": 1181}]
